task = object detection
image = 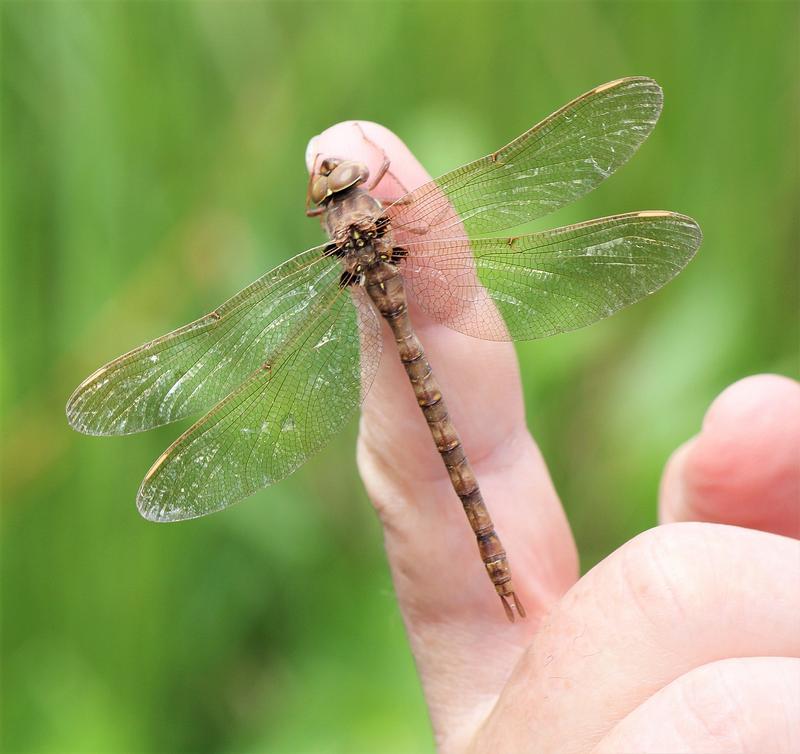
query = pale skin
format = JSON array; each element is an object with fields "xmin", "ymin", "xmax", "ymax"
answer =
[{"xmin": 307, "ymin": 122, "xmax": 800, "ymax": 754}]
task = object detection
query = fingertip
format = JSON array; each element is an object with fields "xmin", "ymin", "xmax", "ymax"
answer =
[
  {"xmin": 660, "ymin": 374, "xmax": 800, "ymax": 536},
  {"xmin": 658, "ymin": 437, "xmax": 695, "ymax": 522},
  {"xmin": 304, "ymin": 133, "xmax": 320, "ymax": 173},
  {"xmin": 701, "ymin": 373, "xmax": 800, "ymax": 435},
  {"xmin": 304, "ymin": 120, "xmax": 430, "ymax": 201}
]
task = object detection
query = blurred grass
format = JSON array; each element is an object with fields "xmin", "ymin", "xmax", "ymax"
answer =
[{"xmin": 1, "ymin": 1, "xmax": 797, "ymax": 752}]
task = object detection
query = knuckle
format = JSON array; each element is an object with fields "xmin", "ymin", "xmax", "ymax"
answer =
[
  {"xmin": 616, "ymin": 523, "xmax": 715, "ymax": 634},
  {"xmin": 676, "ymin": 662, "xmax": 749, "ymax": 747}
]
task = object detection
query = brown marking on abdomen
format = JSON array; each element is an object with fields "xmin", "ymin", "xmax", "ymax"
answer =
[{"xmin": 363, "ymin": 261, "xmax": 525, "ymax": 622}]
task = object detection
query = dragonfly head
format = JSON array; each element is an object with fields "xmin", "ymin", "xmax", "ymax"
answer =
[{"xmin": 310, "ymin": 158, "xmax": 370, "ymax": 205}]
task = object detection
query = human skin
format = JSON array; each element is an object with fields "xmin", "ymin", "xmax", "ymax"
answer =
[{"xmin": 306, "ymin": 122, "xmax": 800, "ymax": 754}]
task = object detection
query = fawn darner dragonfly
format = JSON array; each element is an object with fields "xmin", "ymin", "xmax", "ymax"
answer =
[{"xmin": 67, "ymin": 77, "xmax": 702, "ymax": 621}]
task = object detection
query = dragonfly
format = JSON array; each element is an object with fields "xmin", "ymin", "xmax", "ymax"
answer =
[{"xmin": 67, "ymin": 77, "xmax": 702, "ymax": 622}]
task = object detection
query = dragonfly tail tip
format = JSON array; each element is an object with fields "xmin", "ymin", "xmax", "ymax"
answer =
[{"xmin": 500, "ymin": 593, "xmax": 526, "ymax": 622}]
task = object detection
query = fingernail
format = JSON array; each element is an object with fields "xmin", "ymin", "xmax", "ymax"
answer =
[
  {"xmin": 659, "ymin": 437, "xmax": 696, "ymax": 522},
  {"xmin": 305, "ymin": 135, "xmax": 320, "ymax": 172}
]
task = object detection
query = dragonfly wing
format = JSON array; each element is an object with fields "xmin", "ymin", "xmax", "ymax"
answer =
[
  {"xmin": 137, "ymin": 286, "xmax": 382, "ymax": 521},
  {"xmin": 388, "ymin": 77, "xmax": 663, "ymax": 242},
  {"xmin": 66, "ymin": 245, "xmax": 339, "ymax": 435},
  {"xmin": 403, "ymin": 212, "xmax": 702, "ymax": 340}
]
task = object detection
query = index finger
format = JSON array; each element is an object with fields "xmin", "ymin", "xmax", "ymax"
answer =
[{"xmin": 306, "ymin": 121, "xmax": 578, "ymax": 744}]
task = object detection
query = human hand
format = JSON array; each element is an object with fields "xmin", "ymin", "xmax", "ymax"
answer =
[{"xmin": 306, "ymin": 123, "xmax": 800, "ymax": 754}]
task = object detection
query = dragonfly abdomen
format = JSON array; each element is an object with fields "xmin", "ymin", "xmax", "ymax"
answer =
[{"xmin": 363, "ymin": 263, "xmax": 525, "ymax": 622}]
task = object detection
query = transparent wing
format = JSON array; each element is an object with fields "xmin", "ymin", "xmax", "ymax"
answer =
[
  {"xmin": 66, "ymin": 244, "xmax": 339, "ymax": 435},
  {"xmin": 404, "ymin": 212, "xmax": 702, "ymax": 341},
  {"xmin": 388, "ymin": 77, "xmax": 663, "ymax": 242},
  {"xmin": 137, "ymin": 286, "xmax": 382, "ymax": 522}
]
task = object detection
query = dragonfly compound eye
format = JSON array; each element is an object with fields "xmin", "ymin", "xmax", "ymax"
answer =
[
  {"xmin": 310, "ymin": 175, "xmax": 330, "ymax": 205},
  {"xmin": 328, "ymin": 161, "xmax": 369, "ymax": 194},
  {"xmin": 318, "ymin": 157, "xmax": 340, "ymax": 176}
]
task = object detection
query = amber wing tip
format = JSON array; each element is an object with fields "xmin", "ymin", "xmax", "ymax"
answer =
[{"xmin": 500, "ymin": 593, "xmax": 526, "ymax": 622}]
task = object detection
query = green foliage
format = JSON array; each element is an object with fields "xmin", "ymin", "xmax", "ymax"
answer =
[{"xmin": 2, "ymin": 2, "xmax": 797, "ymax": 752}]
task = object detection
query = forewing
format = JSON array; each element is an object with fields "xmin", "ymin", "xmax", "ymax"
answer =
[
  {"xmin": 388, "ymin": 77, "xmax": 663, "ymax": 242},
  {"xmin": 66, "ymin": 245, "xmax": 337, "ymax": 435},
  {"xmin": 136, "ymin": 286, "xmax": 382, "ymax": 522},
  {"xmin": 404, "ymin": 212, "xmax": 702, "ymax": 340}
]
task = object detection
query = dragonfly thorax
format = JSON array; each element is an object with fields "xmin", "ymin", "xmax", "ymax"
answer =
[{"xmin": 322, "ymin": 187, "xmax": 406, "ymax": 287}]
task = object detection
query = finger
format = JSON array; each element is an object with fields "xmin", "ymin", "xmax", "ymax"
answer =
[
  {"xmin": 593, "ymin": 657, "xmax": 800, "ymax": 754},
  {"xmin": 470, "ymin": 523, "xmax": 800, "ymax": 754},
  {"xmin": 660, "ymin": 374, "xmax": 800, "ymax": 538},
  {"xmin": 307, "ymin": 122, "xmax": 578, "ymax": 742}
]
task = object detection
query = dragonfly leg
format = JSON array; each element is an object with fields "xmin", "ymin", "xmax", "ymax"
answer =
[
  {"xmin": 352, "ymin": 121, "xmax": 411, "ymax": 200},
  {"xmin": 370, "ymin": 155, "xmax": 391, "ymax": 190},
  {"xmin": 305, "ymin": 152, "xmax": 322, "ymax": 215},
  {"xmin": 323, "ymin": 242, "xmax": 344, "ymax": 258},
  {"xmin": 384, "ymin": 195, "xmax": 414, "ymax": 206}
]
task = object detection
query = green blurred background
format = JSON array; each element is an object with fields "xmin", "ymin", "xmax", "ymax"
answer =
[{"xmin": 2, "ymin": 1, "xmax": 797, "ymax": 752}]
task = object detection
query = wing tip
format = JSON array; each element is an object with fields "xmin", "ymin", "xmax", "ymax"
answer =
[
  {"xmin": 65, "ymin": 401, "xmax": 102, "ymax": 436},
  {"xmin": 64, "ymin": 401, "xmax": 133, "ymax": 437},
  {"xmin": 136, "ymin": 452, "xmax": 214, "ymax": 524},
  {"xmin": 66, "ymin": 364, "xmax": 112, "ymax": 435},
  {"xmin": 590, "ymin": 76, "xmax": 663, "ymax": 120},
  {"xmin": 683, "ymin": 215, "xmax": 704, "ymax": 252},
  {"xmin": 136, "ymin": 483, "xmax": 173, "ymax": 523},
  {"xmin": 631, "ymin": 210, "xmax": 703, "ymax": 252},
  {"xmin": 136, "ymin": 482, "xmax": 218, "ymax": 524},
  {"xmin": 592, "ymin": 75, "xmax": 661, "ymax": 94},
  {"xmin": 136, "ymin": 450, "xmax": 179, "ymax": 522}
]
